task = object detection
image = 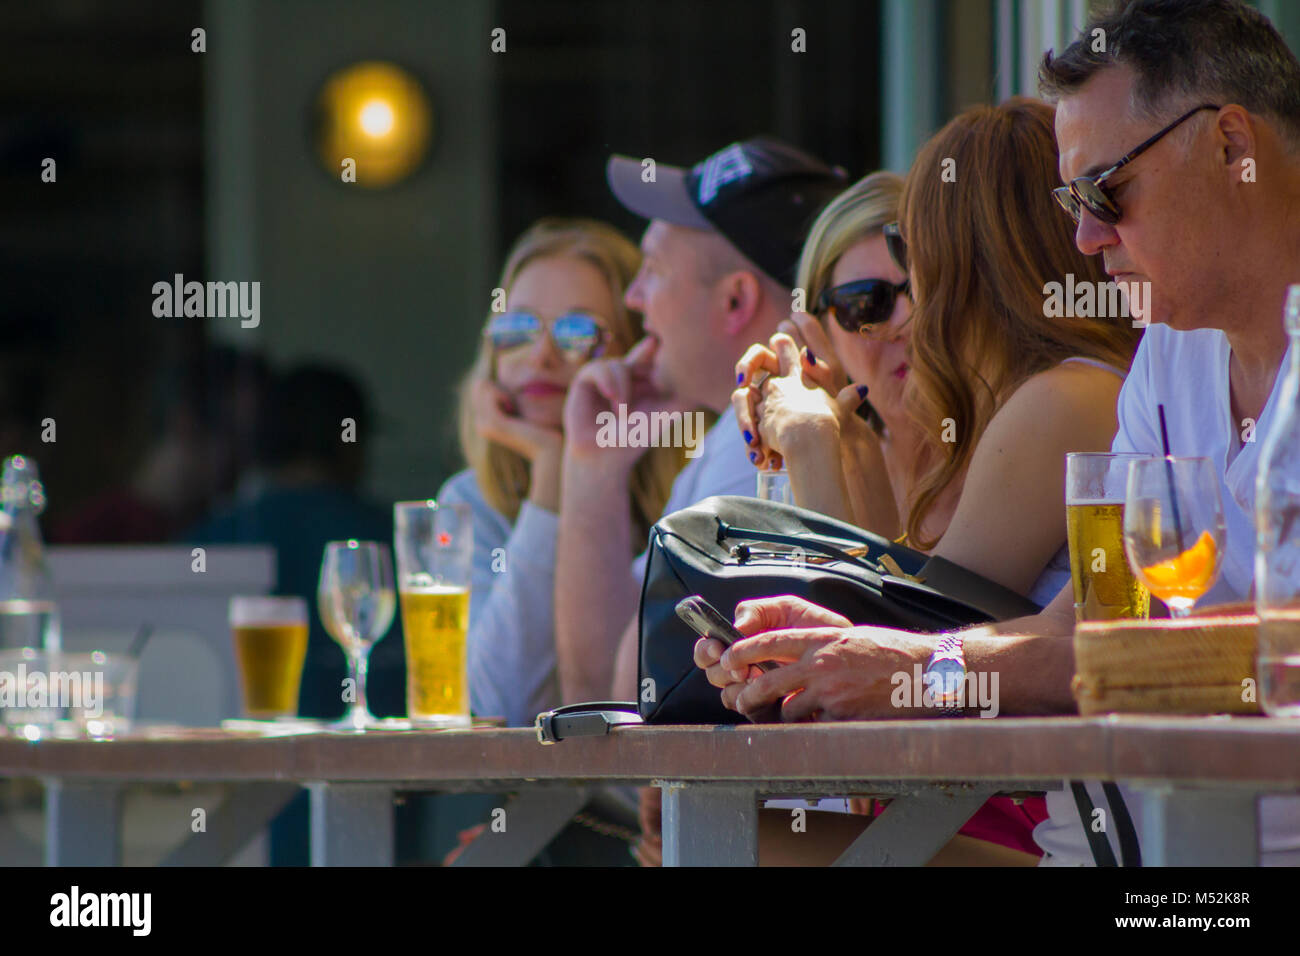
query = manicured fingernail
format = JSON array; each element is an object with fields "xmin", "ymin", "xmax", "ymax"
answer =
[
  {"xmin": 730, "ymin": 669, "xmax": 746, "ymax": 681},
  {"xmin": 743, "ymin": 430, "xmax": 753, "ymax": 444},
  {"xmin": 805, "ymin": 348, "xmax": 815, "ymax": 364},
  {"xmin": 703, "ymin": 643, "xmax": 720, "ymax": 662},
  {"xmin": 749, "ymin": 451, "xmax": 758, "ymax": 463},
  {"xmin": 737, "ymin": 371, "xmax": 745, "ymax": 383},
  {"xmin": 857, "ymin": 384, "xmax": 869, "ymax": 398}
]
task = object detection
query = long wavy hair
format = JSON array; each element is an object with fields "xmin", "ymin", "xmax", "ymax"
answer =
[
  {"xmin": 455, "ymin": 217, "xmax": 686, "ymax": 546},
  {"xmin": 794, "ymin": 170, "xmax": 905, "ymax": 435},
  {"xmin": 900, "ymin": 97, "xmax": 1142, "ymax": 550}
]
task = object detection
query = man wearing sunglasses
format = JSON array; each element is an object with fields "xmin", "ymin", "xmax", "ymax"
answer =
[
  {"xmin": 696, "ymin": 0, "xmax": 1300, "ymax": 866},
  {"xmin": 551, "ymin": 136, "xmax": 847, "ymax": 710}
]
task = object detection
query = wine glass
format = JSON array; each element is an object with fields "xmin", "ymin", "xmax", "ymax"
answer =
[
  {"xmin": 1123, "ymin": 456, "xmax": 1226, "ymax": 618},
  {"xmin": 317, "ymin": 540, "xmax": 396, "ymax": 730}
]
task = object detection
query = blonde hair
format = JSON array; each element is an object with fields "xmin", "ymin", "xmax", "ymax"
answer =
[
  {"xmin": 455, "ymin": 217, "xmax": 686, "ymax": 546},
  {"xmin": 900, "ymin": 98, "xmax": 1141, "ymax": 550},
  {"xmin": 795, "ymin": 170, "xmax": 904, "ymax": 313},
  {"xmin": 794, "ymin": 171, "xmax": 904, "ymax": 434}
]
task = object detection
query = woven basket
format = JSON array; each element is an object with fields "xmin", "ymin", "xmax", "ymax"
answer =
[{"xmin": 1073, "ymin": 608, "xmax": 1260, "ymax": 715}]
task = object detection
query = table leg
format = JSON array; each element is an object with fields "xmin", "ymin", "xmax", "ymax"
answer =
[
  {"xmin": 448, "ymin": 787, "xmax": 590, "ymax": 866},
  {"xmin": 308, "ymin": 782, "xmax": 394, "ymax": 867},
  {"xmin": 44, "ymin": 779, "xmax": 123, "ymax": 867},
  {"xmin": 161, "ymin": 783, "xmax": 300, "ymax": 867},
  {"xmin": 660, "ymin": 783, "xmax": 757, "ymax": 866},
  {"xmin": 1138, "ymin": 786, "xmax": 1259, "ymax": 866},
  {"xmin": 832, "ymin": 787, "xmax": 995, "ymax": 866}
]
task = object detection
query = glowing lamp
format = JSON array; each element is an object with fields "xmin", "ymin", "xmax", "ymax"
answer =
[{"xmin": 314, "ymin": 62, "xmax": 432, "ymax": 188}]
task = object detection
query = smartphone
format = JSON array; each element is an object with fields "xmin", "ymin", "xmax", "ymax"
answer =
[{"xmin": 675, "ymin": 595, "xmax": 779, "ymax": 672}]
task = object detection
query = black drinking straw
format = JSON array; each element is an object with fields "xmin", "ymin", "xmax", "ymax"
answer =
[{"xmin": 1156, "ymin": 404, "xmax": 1187, "ymax": 554}]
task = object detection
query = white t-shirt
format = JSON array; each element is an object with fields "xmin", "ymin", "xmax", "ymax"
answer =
[
  {"xmin": 1035, "ymin": 322, "xmax": 1300, "ymax": 865},
  {"xmin": 630, "ymin": 405, "xmax": 759, "ymax": 584}
]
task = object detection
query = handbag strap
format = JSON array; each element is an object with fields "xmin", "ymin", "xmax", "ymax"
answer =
[
  {"xmin": 713, "ymin": 518, "xmax": 881, "ymax": 571},
  {"xmin": 915, "ymin": 555, "xmax": 1043, "ymax": 620},
  {"xmin": 535, "ymin": 702, "xmax": 641, "ymax": 744}
]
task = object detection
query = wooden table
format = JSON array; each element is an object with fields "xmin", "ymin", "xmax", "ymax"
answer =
[{"xmin": 2, "ymin": 716, "xmax": 1298, "ymax": 866}]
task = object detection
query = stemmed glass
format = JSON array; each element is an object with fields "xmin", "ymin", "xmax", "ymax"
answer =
[
  {"xmin": 1123, "ymin": 456, "xmax": 1226, "ymax": 618},
  {"xmin": 317, "ymin": 540, "xmax": 396, "ymax": 730}
]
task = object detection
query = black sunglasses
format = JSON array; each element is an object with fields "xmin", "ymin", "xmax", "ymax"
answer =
[
  {"xmin": 485, "ymin": 310, "xmax": 608, "ymax": 360},
  {"xmin": 816, "ymin": 277, "xmax": 911, "ymax": 336},
  {"xmin": 883, "ymin": 221, "xmax": 908, "ymax": 275},
  {"xmin": 1053, "ymin": 103, "xmax": 1220, "ymax": 226}
]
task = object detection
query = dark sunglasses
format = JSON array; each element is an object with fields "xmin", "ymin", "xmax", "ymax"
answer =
[
  {"xmin": 1053, "ymin": 103, "xmax": 1220, "ymax": 226},
  {"xmin": 485, "ymin": 310, "xmax": 608, "ymax": 361},
  {"xmin": 816, "ymin": 277, "xmax": 911, "ymax": 336},
  {"xmin": 883, "ymin": 221, "xmax": 908, "ymax": 274}
]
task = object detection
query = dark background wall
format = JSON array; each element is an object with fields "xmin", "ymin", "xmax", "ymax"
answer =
[{"xmin": 2, "ymin": 0, "xmax": 890, "ymax": 534}]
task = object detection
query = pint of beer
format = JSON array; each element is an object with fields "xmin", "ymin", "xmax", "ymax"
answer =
[
  {"xmin": 1065, "ymin": 454, "xmax": 1152, "ymax": 622},
  {"xmin": 394, "ymin": 500, "xmax": 473, "ymax": 727},
  {"xmin": 229, "ymin": 596, "xmax": 308, "ymax": 718}
]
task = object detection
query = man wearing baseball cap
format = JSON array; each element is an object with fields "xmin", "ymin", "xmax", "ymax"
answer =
[{"xmin": 552, "ymin": 136, "xmax": 848, "ymax": 707}]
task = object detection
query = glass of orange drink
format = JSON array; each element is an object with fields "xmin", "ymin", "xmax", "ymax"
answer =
[{"xmin": 1123, "ymin": 456, "xmax": 1226, "ymax": 617}]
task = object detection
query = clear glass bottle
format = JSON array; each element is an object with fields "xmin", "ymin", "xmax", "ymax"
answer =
[
  {"xmin": 1255, "ymin": 285, "xmax": 1300, "ymax": 716},
  {"xmin": 0, "ymin": 455, "xmax": 60, "ymax": 651}
]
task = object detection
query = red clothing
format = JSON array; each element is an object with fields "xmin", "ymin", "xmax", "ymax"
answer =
[
  {"xmin": 873, "ymin": 795, "xmax": 1048, "ymax": 856},
  {"xmin": 50, "ymin": 489, "xmax": 176, "ymax": 544}
]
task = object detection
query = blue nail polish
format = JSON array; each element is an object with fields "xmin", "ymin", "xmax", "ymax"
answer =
[
  {"xmin": 749, "ymin": 451, "xmax": 758, "ymax": 463},
  {"xmin": 737, "ymin": 372, "xmax": 745, "ymax": 383},
  {"xmin": 805, "ymin": 348, "xmax": 815, "ymax": 364},
  {"xmin": 743, "ymin": 430, "xmax": 753, "ymax": 444},
  {"xmin": 857, "ymin": 384, "xmax": 869, "ymax": 398}
]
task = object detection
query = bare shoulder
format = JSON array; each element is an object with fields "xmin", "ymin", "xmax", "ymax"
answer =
[{"xmin": 989, "ymin": 361, "xmax": 1124, "ymax": 440}]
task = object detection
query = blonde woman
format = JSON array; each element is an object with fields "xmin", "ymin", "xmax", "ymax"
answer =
[
  {"xmin": 438, "ymin": 218, "xmax": 684, "ymax": 727},
  {"xmin": 737, "ymin": 171, "xmax": 953, "ymax": 540}
]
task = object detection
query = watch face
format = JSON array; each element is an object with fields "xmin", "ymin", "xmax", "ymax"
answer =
[{"xmin": 924, "ymin": 659, "xmax": 966, "ymax": 708}]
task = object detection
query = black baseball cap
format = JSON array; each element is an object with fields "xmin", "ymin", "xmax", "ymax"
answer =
[{"xmin": 606, "ymin": 136, "xmax": 848, "ymax": 288}]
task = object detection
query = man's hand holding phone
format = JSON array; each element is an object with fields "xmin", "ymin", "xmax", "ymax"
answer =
[{"xmin": 684, "ymin": 595, "xmax": 854, "ymax": 722}]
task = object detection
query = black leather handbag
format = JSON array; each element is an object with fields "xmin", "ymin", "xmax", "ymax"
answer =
[{"xmin": 636, "ymin": 495, "xmax": 1042, "ymax": 724}]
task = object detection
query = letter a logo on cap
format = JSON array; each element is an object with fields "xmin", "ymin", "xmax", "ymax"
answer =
[{"xmin": 695, "ymin": 145, "xmax": 753, "ymax": 205}]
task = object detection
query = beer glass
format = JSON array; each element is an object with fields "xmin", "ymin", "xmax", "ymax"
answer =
[
  {"xmin": 393, "ymin": 501, "xmax": 473, "ymax": 727},
  {"xmin": 1065, "ymin": 453, "xmax": 1153, "ymax": 621},
  {"xmin": 1124, "ymin": 456, "xmax": 1226, "ymax": 618},
  {"xmin": 757, "ymin": 467, "xmax": 792, "ymax": 504},
  {"xmin": 230, "ymin": 596, "xmax": 308, "ymax": 718},
  {"xmin": 317, "ymin": 541, "xmax": 396, "ymax": 730}
]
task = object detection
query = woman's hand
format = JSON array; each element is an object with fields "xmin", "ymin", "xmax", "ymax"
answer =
[
  {"xmin": 472, "ymin": 378, "xmax": 564, "ymax": 461},
  {"xmin": 778, "ymin": 311, "xmax": 848, "ymax": 398},
  {"xmin": 472, "ymin": 378, "xmax": 564, "ymax": 510},
  {"xmin": 734, "ymin": 333, "xmax": 843, "ymax": 469}
]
